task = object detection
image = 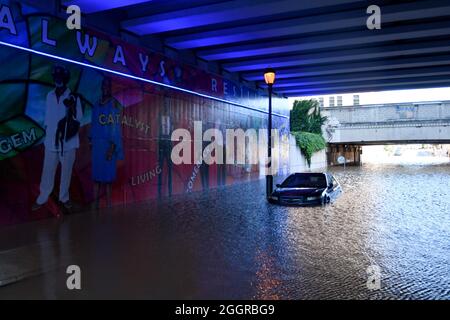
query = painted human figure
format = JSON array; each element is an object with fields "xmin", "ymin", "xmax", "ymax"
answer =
[
  {"xmin": 216, "ymin": 117, "xmax": 227, "ymax": 186},
  {"xmin": 33, "ymin": 65, "xmax": 83, "ymax": 210},
  {"xmin": 90, "ymin": 77, "xmax": 123, "ymax": 209},
  {"xmin": 158, "ymin": 94, "xmax": 173, "ymax": 198}
]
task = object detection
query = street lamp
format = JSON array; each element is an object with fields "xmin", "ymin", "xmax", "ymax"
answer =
[{"xmin": 264, "ymin": 68, "xmax": 275, "ymax": 199}]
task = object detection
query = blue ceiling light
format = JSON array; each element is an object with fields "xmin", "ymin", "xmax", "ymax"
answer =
[
  {"xmin": 122, "ymin": 1, "xmax": 266, "ymax": 35},
  {"xmin": 61, "ymin": 0, "xmax": 152, "ymax": 14},
  {"xmin": 0, "ymin": 41, "xmax": 288, "ymax": 119},
  {"xmin": 168, "ymin": 33, "xmax": 261, "ymax": 51}
]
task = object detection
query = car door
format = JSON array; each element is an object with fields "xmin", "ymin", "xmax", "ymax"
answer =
[
  {"xmin": 327, "ymin": 174, "xmax": 341, "ymax": 201},
  {"xmin": 331, "ymin": 174, "xmax": 342, "ymax": 201}
]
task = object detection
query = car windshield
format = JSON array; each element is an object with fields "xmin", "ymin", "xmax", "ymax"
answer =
[{"xmin": 281, "ymin": 174, "xmax": 327, "ymax": 188}]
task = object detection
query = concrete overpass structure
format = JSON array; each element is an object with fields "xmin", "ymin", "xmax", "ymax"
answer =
[
  {"xmin": 2, "ymin": 0, "xmax": 450, "ymax": 194},
  {"xmin": 322, "ymin": 101, "xmax": 450, "ymax": 165},
  {"xmin": 2, "ymin": 0, "xmax": 450, "ymax": 169},
  {"xmin": 15, "ymin": 0, "xmax": 450, "ymax": 97}
]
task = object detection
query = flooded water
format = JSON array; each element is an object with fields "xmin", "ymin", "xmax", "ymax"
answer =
[{"xmin": 0, "ymin": 163, "xmax": 449, "ymax": 299}]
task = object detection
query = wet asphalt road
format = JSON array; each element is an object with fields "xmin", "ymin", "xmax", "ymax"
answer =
[{"xmin": 0, "ymin": 164, "xmax": 449, "ymax": 299}]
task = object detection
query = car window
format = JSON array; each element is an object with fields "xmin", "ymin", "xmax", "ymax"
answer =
[
  {"xmin": 331, "ymin": 176, "xmax": 338, "ymax": 187},
  {"xmin": 281, "ymin": 174, "xmax": 327, "ymax": 188}
]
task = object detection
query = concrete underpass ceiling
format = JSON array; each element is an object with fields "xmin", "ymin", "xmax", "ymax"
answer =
[{"xmin": 60, "ymin": 0, "xmax": 450, "ymax": 97}]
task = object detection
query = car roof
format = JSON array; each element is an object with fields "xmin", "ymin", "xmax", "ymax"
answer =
[{"xmin": 289, "ymin": 172, "xmax": 332, "ymax": 181}]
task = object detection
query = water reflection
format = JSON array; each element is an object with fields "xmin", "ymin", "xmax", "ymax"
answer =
[{"xmin": 0, "ymin": 163, "xmax": 449, "ymax": 299}]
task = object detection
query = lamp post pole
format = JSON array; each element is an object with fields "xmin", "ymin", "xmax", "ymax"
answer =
[
  {"xmin": 264, "ymin": 68, "xmax": 275, "ymax": 200},
  {"xmin": 266, "ymin": 83, "xmax": 273, "ymax": 199}
]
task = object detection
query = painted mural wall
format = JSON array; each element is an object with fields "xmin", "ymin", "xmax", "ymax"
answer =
[{"xmin": 0, "ymin": 2, "xmax": 290, "ymax": 226}]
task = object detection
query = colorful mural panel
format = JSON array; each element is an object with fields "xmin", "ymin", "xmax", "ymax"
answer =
[{"xmin": 0, "ymin": 2, "xmax": 290, "ymax": 226}]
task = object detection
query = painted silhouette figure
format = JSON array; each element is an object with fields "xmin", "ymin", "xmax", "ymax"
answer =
[
  {"xmin": 158, "ymin": 94, "xmax": 173, "ymax": 198},
  {"xmin": 90, "ymin": 77, "xmax": 124, "ymax": 209},
  {"xmin": 200, "ymin": 106, "xmax": 210, "ymax": 190},
  {"xmin": 216, "ymin": 118, "xmax": 227, "ymax": 186}
]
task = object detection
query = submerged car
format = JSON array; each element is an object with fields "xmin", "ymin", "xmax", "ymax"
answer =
[{"xmin": 269, "ymin": 172, "xmax": 342, "ymax": 206}]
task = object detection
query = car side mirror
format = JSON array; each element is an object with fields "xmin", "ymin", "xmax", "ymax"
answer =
[
  {"xmin": 328, "ymin": 183, "xmax": 333, "ymax": 189},
  {"xmin": 276, "ymin": 184, "xmax": 281, "ymax": 188}
]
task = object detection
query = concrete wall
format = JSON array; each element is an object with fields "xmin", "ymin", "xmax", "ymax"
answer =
[
  {"xmin": 289, "ymin": 135, "xmax": 327, "ymax": 172},
  {"xmin": 330, "ymin": 124, "xmax": 450, "ymax": 144},
  {"xmin": 322, "ymin": 101, "xmax": 450, "ymax": 144}
]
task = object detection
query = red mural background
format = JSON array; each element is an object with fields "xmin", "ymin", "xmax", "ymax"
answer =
[{"xmin": 0, "ymin": 3, "xmax": 290, "ymax": 226}]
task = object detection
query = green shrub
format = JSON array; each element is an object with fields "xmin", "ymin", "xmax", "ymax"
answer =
[
  {"xmin": 292, "ymin": 131, "xmax": 327, "ymax": 167},
  {"xmin": 290, "ymin": 99, "xmax": 328, "ymax": 167},
  {"xmin": 290, "ymin": 99, "xmax": 327, "ymax": 134}
]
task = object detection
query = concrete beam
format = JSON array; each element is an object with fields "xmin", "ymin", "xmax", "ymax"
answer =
[
  {"xmin": 224, "ymin": 40, "xmax": 450, "ymax": 73},
  {"xmin": 14, "ymin": 0, "xmax": 57, "ymax": 12},
  {"xmin": 122, "ymin": 0, "xmax": 367, "ymax": 35},
  {"xmin": 244, "ymin": 54, "xmax": 450, "ymax": 83},
  {"xmin": 278, "ymin": 76, "xmax": 450, "ymax": 95},
  {"xmin": 260, "ymin": 66, "xmax": 450, "ymax": 89},
  {"xmin": 166, "ymin": 0, "xmax": 450, "ymax": 50},
  {"xmin": 198, "ymin": 21, "xmax": 450, "ymax": 61}
]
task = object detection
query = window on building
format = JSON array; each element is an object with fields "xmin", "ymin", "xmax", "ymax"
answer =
[{"xmin": 329, "ymin": 97, "xmax": 335, "ymax": 107}]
